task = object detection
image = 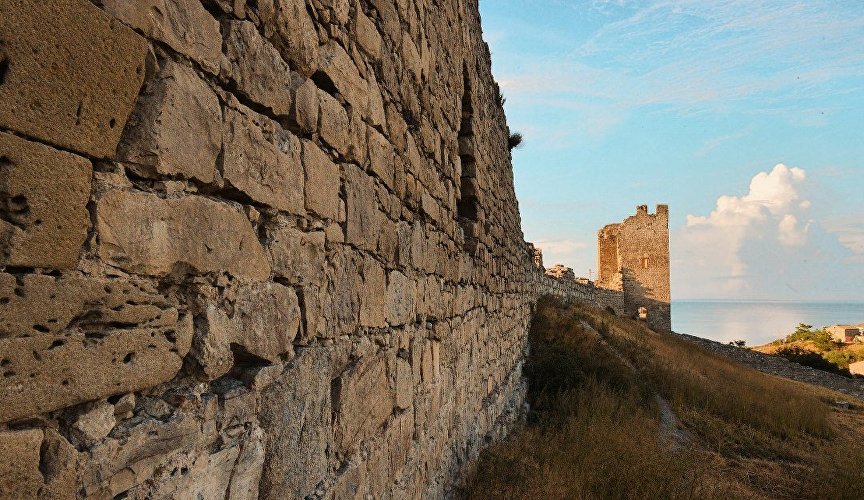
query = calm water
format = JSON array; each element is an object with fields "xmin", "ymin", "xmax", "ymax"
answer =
[{"xmin": 673, "ymin": 301, "xmax": 864, "ymax": 346}]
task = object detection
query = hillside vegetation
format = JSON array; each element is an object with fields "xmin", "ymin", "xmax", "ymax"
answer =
[
  {"xmin": 754, "ymin": 324, "xmax": 864, "ymax": 376},
  {"xmin": 462, "ymin": 298, "xmax": 864, "ymax": 499}
]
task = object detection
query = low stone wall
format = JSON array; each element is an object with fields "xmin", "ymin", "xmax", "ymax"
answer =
[{"xmin": 677, "ymin": 333, "xmax": 864, "ymax": 401}]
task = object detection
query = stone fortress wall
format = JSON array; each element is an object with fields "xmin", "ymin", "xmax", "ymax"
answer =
[
  {"xmin": 530, "ymin": 203, "xmax": 672, "ymax": 331},
  {"xmin": 597, "ymin": 204, "xmax": 671, "ymax": 331},
  {"xmin": 0, "ymin": 1, "xmax": 667, "ymax": 498}
]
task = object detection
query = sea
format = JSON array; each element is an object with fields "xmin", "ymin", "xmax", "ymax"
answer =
[{"xmin": 672, "ymin": 301, "xmax": 864, "ymax": 346}]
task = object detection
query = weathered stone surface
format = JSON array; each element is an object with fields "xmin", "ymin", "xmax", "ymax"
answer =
[
  {"xmin": 224, "ymin": 20, "xmax": 293, "ymax": 117},
  {"xmin": 260, "ymin": 346, "xmax": 332, "ymax": 498},
  {"xmin": 293, "ymin": 78, "xmax": 320, "ymax": 134},
  {"xmin": 231, "ymin": 282, "xmax": 300, "ymax": 362},
  {"xmin": 359, "ymin": 256, "xmax": 386, "ymax": 328},
  {"xmin": 367, "ymin": 73, "xmax": 387, "ymax": 130},
  {"xmin": 96, "ymin": 189, "xmax": 270, "ymax": 279},
  {"xmin": 355, "ymin": 9, "xmax": 382, "ymax": 58},
  {"xmin": 302, "ymin": 140, "xmax": 341, "ymax": 220},
  {"xmin": 325, "ymin": 246, "xmax": 362, "ymax": 336},
  {"xmin": 334, "ymin": 354, "xmax": 393, "ymax": 455},
  {"xmin": 100, "ymin": 421, "xmax": 266, "ymax": 500},
  {"xmin": 319, "ymin": 0, "xmax": 349, "ymax": 25},
  {"xmin": 222, "ymin": 103, "xmax": 304, "ymax": 214},
  {"xmin": 267, "ymin": 224, "xmax": 326, "ymax": 287},
  {"xmin": 193, "ymin": 282, "xmax": 300, "ymax": 379},
  {"xmin": 73, "ymin": 402, "xmax": 116, "ymax": 444},
  {"xmin": 0, "ymin": 273, "xmax": 193, "ymax": 422},
  {"xmin": 0, "ymin": 0, "xmax": 147, "ymax": 158},
  {"xmin": 82, "ymin": 412, "xmax": 200, "ymax": 497},
  {"xmin": 0, "ymin": 0, "xmax": 608, "ymax": 497},
  {"xmin": 368, "ymin": 127, "xmax": 395, "ymax": 189},
  {"xmin": 318, "ymin": 89, "xmax": 350, "ymax": 155},
  {"xmin": 344, "ymin": 164, "xmax": 380, "ymax": 251},
  {"xmin": 118, "ymin": 60, "xmax": 221, "ymax": 183},
  {"xmin": 386, "ymin": 270, "xmax": 415, "ymax": 326},
  {"xmin": 395, "ymin": 357, "xmax": 413, "ymax": 410},
  {"xmin": 39, "ymin": 429, "xmax": 80, "ymax": 500},
  {"xmin": 317, "ymin": 41, "xmax": 367, "ymax": 111},
  {"xmin": 402, "ymin": 36, "xmax": 422, "ymax": 83},
  {"xmin": 0, "ymin": 132, "xmax": 91, "ymax": 269},
  {"xmin": 260, "ymin": 0, "xmax": 320, "ymax": 75},
  {"xmin": 101, "ymin": 0, "xmax": 222, "ymax": 74},
  {"xmin": 0, "ymin": 429, "xmax": 42, "ymax": 499}
]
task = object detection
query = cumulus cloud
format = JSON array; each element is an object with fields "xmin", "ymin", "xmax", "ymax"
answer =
[{"xmin": 676, "ymin": 164, "xmax": 811, "ymax": 294}]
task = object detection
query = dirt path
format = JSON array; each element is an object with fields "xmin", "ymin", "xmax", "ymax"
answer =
[
  {"xmin": 582, "ymin": 321, "xmax": 690, "ymax": 445},
  {"xmin": 675, "ymin": 331, "xmax": 864, "ymax": 401}
]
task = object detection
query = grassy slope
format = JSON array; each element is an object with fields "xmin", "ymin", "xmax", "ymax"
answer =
[{"xmin": 462, "ymin": 297, "xmax": 864, "ymax": 500}]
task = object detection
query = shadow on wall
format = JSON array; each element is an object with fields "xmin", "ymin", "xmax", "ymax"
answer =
[
  {"xmin": 531, "ymin": 264, "xmax": 670, "ymax": 333},
  {"xmin": 620, "ymin": 268, "xmax": 671, "ymax": 332}
]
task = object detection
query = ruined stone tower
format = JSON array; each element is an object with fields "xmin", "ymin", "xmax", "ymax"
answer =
[{"xmin": 597, "ymin": 205, "xmax": 671, "ymax": 331}]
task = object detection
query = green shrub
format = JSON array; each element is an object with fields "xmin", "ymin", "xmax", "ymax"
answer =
[{"xmin": 776, "ymin": 346, "xmax": 851, "ymax": 376}]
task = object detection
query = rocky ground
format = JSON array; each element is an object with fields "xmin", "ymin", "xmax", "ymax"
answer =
[{"xmin": 676, "ymin": 332, "xmax": 864, "ymax": 401}]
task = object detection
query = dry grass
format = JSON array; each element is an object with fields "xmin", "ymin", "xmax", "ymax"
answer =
[{"xmin": 462, "ymin": 297, "xmax": 864, "ymax": 500}]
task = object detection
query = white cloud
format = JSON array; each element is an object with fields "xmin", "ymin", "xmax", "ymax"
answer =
[
  {"xmin": 677, "ymin": 164, "xmax": 811, "ymax": 294},
  {"xmin": 777, "ymin": 214, "xmax": 809, "ymax": 247},
  {"xmin": 533, "ymin": 239, "xmax": 589, "ymax": 274},
  {"xmin": 823, "ymin": 220, "xmax": 864, "ymax": 263}
]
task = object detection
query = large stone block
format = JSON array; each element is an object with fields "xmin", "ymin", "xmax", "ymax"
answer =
[
  {"xmin": 223, "ymin": 103, "xmax": 305, "ymax": 214},
  {"xmin": 101, "ymin": 0, "xmax": 221, "ymax": 74},
  {"xmin": 0, "ymin": 429, "xmax": 43, "ymax": 499},
  {"xmin": 118, "ymin": 60, "xmax": 221, "ymax": 183},
  {"xmin": 267, "ymin": 224, "xmax": 326, "ymax": 287},
  {"xmin": 316, "ymin": 41, "xmax": 367, "ymax": 111},
  {"xmin": 317, "ymin": 90, "xmax": 350, "ymax": 156},
  {"xmin": 224, "ymin": 20, "xmax": 293, "ymax": 117},
  {"xmin": 0, "ymin": 273, "xmax": 193, "ymax": 422},
  {"xmin": 193, "ymin": 282, "xmax": 300, "ymax": 379},
  {"xmin": 96, "ymin": 190, "xmax": 270, "ymax": 279},
  {"xmin": 395, "ymin": 357, "xmax": 413, "ymax": 410},
  {"xmin": 355, "ymin": 9, "xmax": 382, "ymax": 58},
  {"xmin": 368, "ymin": 127, "xmax": 395, "ymax": 189},
  {"xmin": 344, "ymin": 164, "xmax": 380, "ymax": 251},
  {"xmin": 260, "ymin": 0, "xmax": 320, "ymax": 76},
  {"xmin": 292, "ymin": 78, "xmax": 319, "ymax": 135},
  {"xmin": 231, "ymin": 283, "xmax": 300, "ymax": 362},
  {"xmin": 0, "ymin": 0, "xmax": 148, "ymax": 158},
  {"xmin": 333, "ymin": 355, "xmax": 393, "ymax": 455},
  {"xmin": 302, "ymin": 140, "xmax": 341, "ymax": 220},
  {"xmin": 359, "ymin": 256, "xmax": 386, "ymax": 328},
  {"xmin": 259, "ymin": 347, "xmax": 333, "ymax": 498},
  {"xmin": 324, "ymin": 245, "xmax": 362, "ymax": 335},
  {"xmin": 0, "ymin": 132, "xmax": 91, "ymax": 269},
  {"xmin": 386, "ymin": 270, "xmax": 415, "ymax": 326},
  {"xmin": 39, "ymin": 429, "xmax": 80, "ymax": 500}
]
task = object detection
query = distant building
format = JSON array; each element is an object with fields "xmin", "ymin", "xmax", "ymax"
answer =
[
  {"xmin": 849, "ymin": 361, "xmax": 864, "ymax": 377},
  {"xmin": 597, "ymin": 204, "xmax": 671, "ymax": 331},
  {"xmin": 826, "ymin": 324, "xmax": 863, "ymax": 344}
]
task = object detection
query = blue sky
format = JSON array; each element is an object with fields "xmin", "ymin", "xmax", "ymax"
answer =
[{"xmin": 479, "ymin": 0, "xmax": 864, "ymax": 300}]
